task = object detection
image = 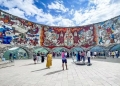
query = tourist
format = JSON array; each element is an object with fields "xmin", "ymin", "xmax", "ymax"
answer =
[
  {"xmin": 115, "ymin": 50, "xmax": 119, "ymax": 58},
  {"xmin": 76, "ymin": 52, "xmax": 79, "ymax": 61},
  {"xmin": 41, "ymin": 52, "xmax": 45, "ymax": 63},
  {"xmin": 67, "ymin": 52, "xmax": 69, "ymax": 58},
  {"xmin": 37, "ymin": 51, "xmax": 40, "ymax": 63},
  {"xmin": 9, "ymin": 53, "xmax": 12, "ymax": 62},
  {"xmin": 79, "ymin": 51, "xmax": 81, "ymax": 61},
  {"xmin": 77, "ymin": 51, "xmax": 80, "ymax": 61},
  {"xmin": 46, "ymin": 51, "xmax": 52, "ymax": 68},
  {"xmin": 81, "ymin": 51, "xmax": 85, "ymax": 63},
  {"xmin": 87, "ymin": 50, "xmax": 91, "ymax": 66},
  {"xmin": 111, "ymin": 51, "xmax": 115, "ymax": 58},
  {"xmin": 33, "ymin": 52, "xmax": 37, "ymax": 64},
  {"xmin": 94, "ymin": 51, "xmax": 97, "ymax": 58},
  {"xmin": 24, "ymin": 53, "xmax": 26, "ymax": 58},
  {"xmin": 61, "ymin": 51, "xmax": 68, "ymax": 70}
]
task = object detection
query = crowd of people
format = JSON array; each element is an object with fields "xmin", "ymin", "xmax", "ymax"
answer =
[
  {"xmin": 32, "ymin": 50, "xmax": 94, "ymax": 70},
  {"xmin": 33, "ymin": 51, "xmax": 68, "ymax": 70},
  {"xmin": 74, "ymin": 50, "xmax": 92, "ymax": 66},
  {"xmin": 0, "ymin": 49, "xmax": 120, "ymax": 70},
  {"xmin": 109, "ymin": 51, "xmax": 120, "ymax": 58},
  {"xmin": 34, "ymin": 50, "xmax": 120, "ymax": 69}
]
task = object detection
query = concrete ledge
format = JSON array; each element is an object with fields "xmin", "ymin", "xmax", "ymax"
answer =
[
  {"xmin": 0, "ymin": 61, "xmax": 14, "ymax": 69},
  {"xmin": 75, "ymin": 61, "xmax": 86, "ymax": 65},
  {"xmin": 97, "ymin": 56, "xmax": 106, "ymax": 59}
]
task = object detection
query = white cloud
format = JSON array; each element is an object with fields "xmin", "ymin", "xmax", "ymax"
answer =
[
  {"xmin": 48, "ymin": 1, "xmax": 69, "ymax": 13},
  {"xmin": 5, "ymin": 8, "xmax": 26, "ymax": 19},
  {"xmin": 0, "ymin": 0, "xmax": 39, "ymax": 16},
  {"xmin": 0, "ymin": 0, "xmax": 120, "ymax": 27},
  {"xmin": 57, "ymin": 18, "xmax": 75, "ymax": 27},
  {"xmin": 72, "ymin": 0, "xmax": 120, "ymax": 26}
]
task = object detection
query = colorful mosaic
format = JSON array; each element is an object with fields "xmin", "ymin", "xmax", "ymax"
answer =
[
  {"xmin": 40, "ymin": 25, "xmax": 96, "ymax": 49},
  {"xmin": 0, "ymin": 10, "xmax": 120, "ymax": 49}
]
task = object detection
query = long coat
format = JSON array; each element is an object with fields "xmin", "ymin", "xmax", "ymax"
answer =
[{"xmin": 46, "ymin": 54, "xmax": 52, "ymax": 68}]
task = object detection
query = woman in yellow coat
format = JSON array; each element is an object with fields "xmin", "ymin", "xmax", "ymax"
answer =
[{"xmin": 46, "ymin": 52, "xmax": 52, "ymax": 68}]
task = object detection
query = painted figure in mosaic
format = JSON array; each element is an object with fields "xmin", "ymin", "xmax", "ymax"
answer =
[
  {"xmin": 64, "ymin": 28, "xmax": 74, "ymax": 46},
  {"xmin": 78, "ymin": 29, "xmax": 85, "ymax": 46},
  {"xmin": 44, "ymin": 27, "xmax": 59, "ymax": 46},
  {"xmin": 0, "ymin": 21, "xmax": 13, "ymax": 44},
  {"xmin": 85, "ymin": 27, "xmax": 94, "ymax": 45},
  {"xmin": 73, "ymin": 30, "xmax": 79, "ymax": 46}
]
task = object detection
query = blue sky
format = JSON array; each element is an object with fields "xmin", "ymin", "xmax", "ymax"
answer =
[{"xmin": 0, "ymin": 0, "xmax": 120, "ymax": 27}]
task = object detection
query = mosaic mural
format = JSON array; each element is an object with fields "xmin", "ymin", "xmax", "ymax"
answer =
[
  {"xmin": 40, "ymin": 25, "xmax": 97, "ymax": 49},
  {"xmin": 94, "ymin": 16, "xmax": 120, "ymax": 45},
  {"xmin": 0, "ymin": 10, "xmax": 40, "ymax": 46},
  {"xmin": 0, "ymin": 10, "xmax": 120, "ymax": 49}
]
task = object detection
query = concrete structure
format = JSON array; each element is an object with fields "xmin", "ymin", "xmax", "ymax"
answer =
[{"xmin": 0, "ymin": 9, "xmax": 120, "ymax": 51}]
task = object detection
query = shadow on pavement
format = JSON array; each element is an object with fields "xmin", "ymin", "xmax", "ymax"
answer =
[
  {"xmin": 22, "ymin": 63, "xmax": 41, "ymax": 66},
  {"xmin": 31, "ymin": 68, "xmax": 48, "ymax": 72},
  {"xmin": 0, "ymin": 65, "xmax": 14, "ymax": 69},
  {"xmin": 44, "ymin": 70, "xmax": 63, "ymax": 76}
]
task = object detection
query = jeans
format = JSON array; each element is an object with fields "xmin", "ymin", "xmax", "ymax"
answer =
[
  {"xmin": 81, "ymin": 56, "xmax": 85, "ymax": 62},
  {"xmin": 88, "ymin": 57, "xmax": 90, "ymax": 63}
]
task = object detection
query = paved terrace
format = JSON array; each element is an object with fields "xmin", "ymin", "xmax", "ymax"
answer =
[{"xmin": 0, "ymin": 58, "xmax": 120, "ymax": 86}]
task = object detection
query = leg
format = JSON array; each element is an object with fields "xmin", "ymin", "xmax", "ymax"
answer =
[
  {"xmin": 41, "ymin": 56, "xmax": 44, "ymax": 63},
  {"xmin": 65, "ymin": 59, "xmax": 68, "ymax": 70},
  {"xmin": 88, "ymin": 57, "xmax": 90, "ymax": 64},
  {"xmin": 62, "ymin": 63, "xmax": 64, "ymax": 70},
  {"xmin": 65, "ymin": 63, "xmax": 68, "ymax": 70},
  {"xmin": 34, "ymin": 59, "xmax": 36, "ymax": 64},
  {"xmin": 84, "ymin": 56, "xmax": 86, "ymax": 62},
  {"xmin": 41, "ymin": 56, "xmax": 43, "ymax": 62},
  {"xmin": 62, "ymin": 60, "xmax": 64, "ymax": 70},
  {"xmin": 81, "ymin": 56, "xmax": 83, "ymax": 61}
]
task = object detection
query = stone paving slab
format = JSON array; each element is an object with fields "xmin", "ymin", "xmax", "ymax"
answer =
[{"xmin": 0, "ymin": 59, "xmax": 120, "ymax": 86}]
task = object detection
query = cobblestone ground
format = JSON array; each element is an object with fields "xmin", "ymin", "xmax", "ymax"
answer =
[{"xmin": 0, "ymin": 58, "xmax": 120, "ymax": 86}]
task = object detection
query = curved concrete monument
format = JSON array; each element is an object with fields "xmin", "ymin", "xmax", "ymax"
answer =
[{"xmin": 0, "ymin": 9, "xmax": 120, "ymax": 51}]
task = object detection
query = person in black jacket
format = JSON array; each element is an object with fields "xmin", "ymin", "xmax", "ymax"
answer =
[
  {"xmin": 9, "ymin": 53, "xmax": 12, "ymax": 62},
  {"xmin": 41, "ymin": 52, "xmax": 45, "ymax": 63},
  {"xmin": 37, "ymin": 51, "xmax": 40, "ymax": 63}
]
